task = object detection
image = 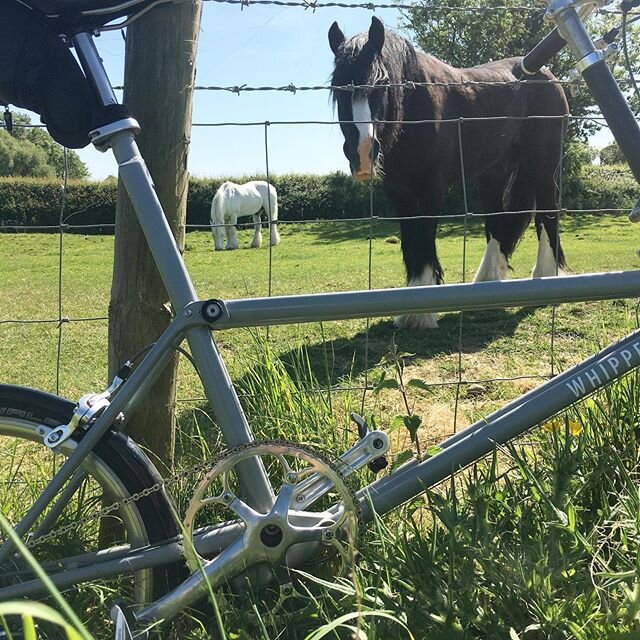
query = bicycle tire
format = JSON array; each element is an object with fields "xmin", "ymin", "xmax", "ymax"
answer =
[{"xmin": 0, "ymin": 384, "xmax": 180, "ymax": 628}]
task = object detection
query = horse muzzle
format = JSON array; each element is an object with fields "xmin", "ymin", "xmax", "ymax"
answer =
[
  {"xmin": 352, "ymin": 169, "xmax": 374, "ymax": 181},
  {"xmin": 353, "ymin": 136, "xmax": 379, "ymax": 181}
]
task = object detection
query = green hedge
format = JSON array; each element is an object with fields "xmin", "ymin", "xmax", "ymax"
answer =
[
  {"xmin": 188, "ymin": 174, "xmax": 392, "ymax": 225},
  {"xmin": 0, "ymin": 166, "xmax": 636, "ymax": 232},
  {"xmin": 563, "ymin": 164, "xmax": 639, "ymax": 211},
  {"xmin": 0, "ymin": 177, "xmax": 118, "ymax": 229}
]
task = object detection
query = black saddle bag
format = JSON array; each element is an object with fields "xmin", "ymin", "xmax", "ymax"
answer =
[{"xmin": 0, "ymin": 1, "xmax": 96, "ymax": 148}]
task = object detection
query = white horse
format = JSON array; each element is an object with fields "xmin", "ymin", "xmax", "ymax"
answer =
[{"xmin": 210, "ymin": 180, "xmax": 281, "ymax": 251}]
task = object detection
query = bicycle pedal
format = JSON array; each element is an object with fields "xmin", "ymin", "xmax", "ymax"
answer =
[
  {"xmin": 350, "ymin": 412, "xmax": 369, "ymax": 439},
  {"xmin": 350, "ymin": 413, "xmax": 389, "ymax": 473},
  {"xmin": 368, "ymin": 456, "xmax": 389, "ymax": 473}
]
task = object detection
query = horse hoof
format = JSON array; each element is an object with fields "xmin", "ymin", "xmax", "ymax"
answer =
[
  {"xmin": 225, "ymin": 246, "xmax": 238, "ymax": 251},
  {"xmin": 394, "ymin": 313, "xmax": 438, "ymax": 330},
  {"xmin": 531, "ymin": 264, "xmax": 568, "ymax": 278}
]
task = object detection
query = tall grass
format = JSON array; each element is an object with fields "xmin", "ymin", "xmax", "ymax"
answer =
[
  {"xmin": 168, "ymin": 339, "xmax": 640, "ymax": 640},
  {"xmin": 0, "ymin": 512, "xmax": 92, "ymax": 640},
  {"xmin": 4, "ymin": 332, "xmax": 640, "ymax": 639}
]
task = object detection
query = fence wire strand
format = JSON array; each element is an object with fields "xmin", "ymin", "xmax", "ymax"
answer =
[
  {"xmin": 202, "ymin": 0, "xmax": 539, "ymax": 11},
  {"xmin": 453, "ymin": 118, "xmax": 470, "ymax": 434}
]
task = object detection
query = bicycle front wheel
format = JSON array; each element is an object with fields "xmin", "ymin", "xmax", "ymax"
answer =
[{"xmin": 0, "ymin": 384, "xmax": 179, "ymax": 633}]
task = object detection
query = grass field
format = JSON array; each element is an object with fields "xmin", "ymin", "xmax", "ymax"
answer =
[
  {"xmin": 2, "ymin": 213, "xmax": 640, "ymax": 638},
  {"xmin": 1, "ymin": 213, "xmax": 639, "ymax": 438}
]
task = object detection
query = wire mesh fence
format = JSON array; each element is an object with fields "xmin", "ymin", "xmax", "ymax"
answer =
[{"xmin": 0, "ymin": 0, "xmax": 639, "ymax": 447}]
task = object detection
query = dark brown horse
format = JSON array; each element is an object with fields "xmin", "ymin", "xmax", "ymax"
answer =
[{"xmin": 329, "ymin": 17, "xmax": 569, "ymax": 329}]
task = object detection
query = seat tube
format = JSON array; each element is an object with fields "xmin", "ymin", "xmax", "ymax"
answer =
[
  {"xmin": 110, "ymin": 134, "xmax": 274, "ymax": 511},
  {"xmin": 73, "ymin": 33, "xmax": 274, "ymax": 511}
]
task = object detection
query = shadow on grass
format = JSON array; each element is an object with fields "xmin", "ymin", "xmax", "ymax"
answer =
[
  {"xmin": 269, "ymin": 305, "xmax": 538, "ymax": 388},
  {"xmin": 295, "ymin": 218, "xmax": 486, "ymax": 245},
  {"xmin": 293, "ymin": 211, "xmax": 620, "ymax": 247}
]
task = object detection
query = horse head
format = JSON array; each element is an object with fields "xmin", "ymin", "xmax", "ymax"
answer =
[{"xmin": 329, "ymin": 17, "xmax": 389, "ymax": 181}]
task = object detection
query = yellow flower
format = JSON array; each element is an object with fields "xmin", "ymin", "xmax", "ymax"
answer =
[
  {"xmin": 542, "ymin": 419, "xmax": 562, "ymax": 433},
  {"xmin": 568, "ymin": 420, "xmax": 583, "ymax": 436},
  {"xmin": 541, "ymin": 418, "xmax": 583, "ymax": 436}
]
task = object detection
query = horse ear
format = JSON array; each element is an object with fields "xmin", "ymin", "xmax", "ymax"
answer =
[
  {"xmin": 329, "ymin": 22, "xmax": 345, "ymax": 55},
  {"xmin": 368, "ymin": 16, "xmax": 385, "ymax": 54}
]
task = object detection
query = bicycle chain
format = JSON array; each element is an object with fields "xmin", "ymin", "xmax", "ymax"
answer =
[{"xmin": 22, "ymin": 438, "xmax": 362, "ymax": 551}]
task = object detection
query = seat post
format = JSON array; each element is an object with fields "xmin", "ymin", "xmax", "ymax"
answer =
[{"xmin": 72, "ymin": 31, "xmax": 118, "ymax": 108}]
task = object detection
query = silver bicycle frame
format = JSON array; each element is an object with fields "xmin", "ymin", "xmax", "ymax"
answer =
[{"xmin": 2, "ymin": 0, "xmax": 640, "ymax": 627}]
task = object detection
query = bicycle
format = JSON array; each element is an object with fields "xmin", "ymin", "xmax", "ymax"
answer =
[{"xmin": 2, "ymin": 0, "xmax": 640, "ymax": 637}]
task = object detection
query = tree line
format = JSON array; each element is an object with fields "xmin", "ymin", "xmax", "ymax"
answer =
[
  {"xmin": 1, "ymin": 3, "xmax": 637, "ymax": 183},
  {"xmin": 0, "ymin": 113, "xmax": 87, "ymax": 179}
]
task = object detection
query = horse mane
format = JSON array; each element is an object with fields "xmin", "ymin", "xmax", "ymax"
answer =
[{"xmin": 331, "ymin": 28, "xmax": 423, "ymax": 146}]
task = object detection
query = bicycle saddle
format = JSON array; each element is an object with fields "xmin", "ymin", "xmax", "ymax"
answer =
[{"xmin": 19, "ymin": 0, "xmax": 169, "ymax": 31}]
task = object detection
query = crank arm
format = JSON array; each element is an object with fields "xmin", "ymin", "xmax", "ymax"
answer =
[{"xmin": 292, "ymin": 430, "xmax": 390, "ymax": 508}]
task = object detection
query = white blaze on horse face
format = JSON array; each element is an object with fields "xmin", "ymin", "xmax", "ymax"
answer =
[
  {"xmin": 352, "ymin": 96, "xmax": 375, "ymax": 180},
  {"xmin": 474, "ymin": 237, "xmax": 509, "ymax": 282}
]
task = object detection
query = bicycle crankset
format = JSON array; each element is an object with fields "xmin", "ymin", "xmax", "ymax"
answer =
[{"xmin": 182, "ymin": 441, "xmax": 360, "ymax": 600}]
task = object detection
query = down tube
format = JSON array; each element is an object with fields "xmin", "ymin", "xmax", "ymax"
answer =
[{"xmin": 360, "ymin": 328, "xmax": 640, "ymax": 520}]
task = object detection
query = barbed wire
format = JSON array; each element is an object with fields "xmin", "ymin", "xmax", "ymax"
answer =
[
  {"xmin": 202, "ymin": 0, "xmax": 540, "ymax": 12},
  {"xmin": 114, "ymin": 77, "xmax": 577, "ymax": 93},
  {"xmin": 199, "ymin": 77, "xmax": 577, "ymax": 92},
  {"xmin": 199, "ymin": 0, "xmax": 639, "ymax": 18}
]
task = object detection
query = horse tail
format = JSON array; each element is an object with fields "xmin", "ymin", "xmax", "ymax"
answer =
[
  {"xmin": 268, "ymin": 184, "xmax": 278, "ymax": 222},
  {"xmin": 266, "ymin": 183, "xmax": 281, "ymax": 246},
  {"xmin": 479, "ymin": 164, "xmax": 535, "ymax": 267},
  {"xmin": 500, "ymin": 165, "xmax": 535, "ymax": 253},
  {"xmin": 210, "ymin": 191, "xmax": 223, "ymax": 225}
]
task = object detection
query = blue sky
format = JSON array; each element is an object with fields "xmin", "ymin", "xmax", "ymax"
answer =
[
  {"xmin": 73, "ymin": 1, "xmax": 612, "ymax": 180},
  {"xmin": 76, "ymin": 3, "xmax": 405, "ymax": 180}
]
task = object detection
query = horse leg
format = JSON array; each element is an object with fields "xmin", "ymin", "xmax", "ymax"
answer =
[
  {"xmin": 532, "ymin": 175, "xmax": 567, "ymax": 277},
  {"xmin": 269, "ymin": 216, "xmax": 280, "ymax": 247},
  {"xmin": 395, "ymin": 215, "xmax": 442, "ymax": 330},
  {"xmin": 475, "ymin": 171, "xmax": 509, "ymax": 281},
  {"xmin": 475, "ymin": 168, "xmax": 534, "ymax": 282},
  {"xmin": 212, "ymin": 222, "xmax": 225, "ymax": 251},
  {"xmin": 250, "ymin": 211, "xmax": 263, "ymax": 249},
  {"xmin": 226, "ymin": 214, "xmax": 239, "ymax": 250}
]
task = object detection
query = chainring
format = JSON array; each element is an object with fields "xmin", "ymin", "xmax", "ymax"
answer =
[{"xmin": 182, "ymin": 440, "xmax": 360, "ymax": 598}]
